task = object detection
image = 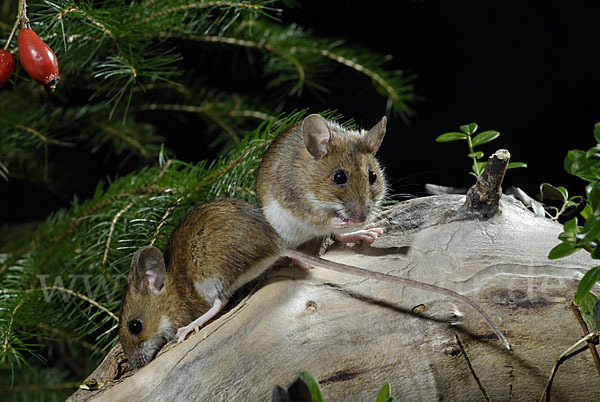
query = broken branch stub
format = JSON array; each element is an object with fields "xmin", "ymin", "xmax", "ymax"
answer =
[{"xmin": 463, "ymin": 149, "xmax": 511, "ymax": 218}]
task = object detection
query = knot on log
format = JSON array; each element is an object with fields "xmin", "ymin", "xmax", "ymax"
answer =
[{"xmin": 463, "ymin": 149, "xmax": 510, "ymax": 218}]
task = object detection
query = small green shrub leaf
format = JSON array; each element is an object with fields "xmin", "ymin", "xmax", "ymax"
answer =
[
  {"xmin": 530, "ymin": 199, "xmax": 546, "ymax": 217},
  {"xmin": 298, "ymin": 371, "xmax": 324, "ymax": 402},
  {"xmin": 472, "ymin": 161, "xmax": 487, "ymax": 174},
  {"xmin": 564, "ymin": 217, "xmax": 578, "ymax": 234},
  {"xmin": 459, "ymin": 123, "xmax": 478, "ymax": 135},
  {"xmin": 582, "ymin": 204, "xmax": 593, "ymax": 219},
  {"xmin": 436, "ymin": 132, "xmax": 467, "ymax": 142},
  {"xmin": 471, "ymin": 130, "xmax": 500, "ymax": 147},
  {"xmin": 581, "ymin": 213, "xmax": 600, "ymax": 244},
  {"xmin": 575, "ymin": 291, "xmax": 600, "ymax": 330},
  {"xmin": 548, "ymin": 241, "xmax": 577, "ymax": 259},
  {"xmin": 376, "ymin": 383, "xmax": 391, "ymax": 402},
  {"xmin": 467, "ymin": 151, "xmax": 484, "ymax": 159},
  {"xmin": 574, "ymin": 266, "xmax": 600, "ymax": 307},
  {"xmin": 594, "ymin": 122, "xmax": 600, "ymax": 144},
  {"xmin": 586, "ymin": 182, "xmax": 600, "ymax": 211},
  {"xmin": 556, "ymin": 186, "xmax": 569, "ymax": 199},
  {"xmin": 585, "ymin": 147, "xmax": 600, "ymax": 159},
  {"xmin": 579, "ymin": 292, "xmax": 600, "ymax": 329},
  {"xmin": 507, "ymin": 162, "xmax": 527, "ymax": 169},
  {"xmin": 539, "ymin": 183, "xmax": 567, "ymax": 202},
  {"xmin": 594, "ymin": 299, "xmax": 600, "ymax": 329},
  {"xmin": 565, "ymin": 150, "xmax": 600, "ymax": 182}
]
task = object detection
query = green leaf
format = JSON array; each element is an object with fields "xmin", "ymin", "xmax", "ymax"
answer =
[
  {"xmin": 580, "ymin": 213, "xmax": 600, "ymax": 244},
  {"xmin": 594, "ymin": 299, "xmax": 600, "ymax": 329},
  {"xmin": 467, "ymin": 151, "xmax": 484, "ymax": 159},
  {"xmin": 530, "ymin": 199, "xmax": 546, "ymax": 217},
  {"xmin": 507, "ymin": 162, "xmax": 527, "ymax": 170},
  {"xmin": 298, "ymin": 371, "xmax": 324, "ymax": 402},
  {"xmin": 586, "ymin": 182, "xmax": 600, "ymax": 211},
  {"xmin": 594, "ymin": 122, "xmax": 600, "ymax": 144},
  {"xmin": 585, "ymin": 146, "xmax": 600, "ymax": 159},
  {"xmin": 539, "ymin": 183, "xmax": 567, "ymax": 202},
  {"xmin": 575, "ymin": 291, "xmax": 600, "ymax": 330},
  {"xmin": 582, "ymin": 203, "xmax": 594, "ymax": 220},
  {"xmin": 564, "ymin": 217, "xmax": 578, "ymax": 235},
  {"xmin": 565, "ymin": 150, "xmax": 600, "ymax": 182},
  {"xmin": 548, "ymin": 241, "xmax": 577, "ymax": 260},
  {"xmin": 376, "ymin": 383, "xmax": 391, "ymax": 402},
  {"xmin": 472, "ymin": 161, "xmax": 487, "ymax": 176},
  {"xmin": 556, "ymin": 186, "xmax": 569, "ymax": 199},
  {"xmin": 574, "ymin": 266, "xmax": 600, "ymax": 306},
  {"xmin": 471, "ymin": 130, "xmax": 500, "ymax": 147},
  {"xmin": 436, "ymin": 132, "xmax": 467, "ymax": 142},
  {"xmin": 459, "ymin": 123, "xmax": 478, "ymax": 135}
]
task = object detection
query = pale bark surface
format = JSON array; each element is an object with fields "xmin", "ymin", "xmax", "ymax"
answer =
[{"xmin": 70, "ymin": 194, "xmax": 599, "ymax": 402}]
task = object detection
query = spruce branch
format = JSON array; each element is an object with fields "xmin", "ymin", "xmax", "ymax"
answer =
[
  {"xmin": 1, "ymin": 0, "xmax": 414, "ymax": 192},
  {"xmin": 141, "ymin": 1, "xmax": 268, "ymax": 24},
  {"xmin": 56, "ymin": 6, "xmax": 117, "ymax": 43},
  {"xmin": 0, "ymin": 110, "xmax": 309, "ymax": 374}
]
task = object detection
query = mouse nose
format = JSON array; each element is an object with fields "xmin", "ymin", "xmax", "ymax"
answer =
[{"xmin": 345, "ymin": 199, "xmax": 368, "ymax": 223}]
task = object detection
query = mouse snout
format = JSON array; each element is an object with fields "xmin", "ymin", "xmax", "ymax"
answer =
[{"xmin": 344, "ymin": 199, "xmax": 368, "ymax": 223}]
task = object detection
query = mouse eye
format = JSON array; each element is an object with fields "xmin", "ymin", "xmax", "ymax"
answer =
[
  {"xmin": 129, "ymin": 319, "xmax": 143, "ymax": 336},
  {"xmin": 369, "ymin": 170, "xmax": 377, "ymax": 185},
  {"xmin": 332, "ymin": 169, "xmax": 348, "ymax": 186}
]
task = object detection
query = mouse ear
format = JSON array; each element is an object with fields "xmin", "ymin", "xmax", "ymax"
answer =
[
  {"xmin": 130, "ymin": 246, "xmax": 166, "ymax": 295},
  {"xmin": 302, "ymin": 114, "xmax": 331, "ymax": 160},
  {"xmin": 365, "ymin": 116, "xmax": 387, "ymax": 154}
]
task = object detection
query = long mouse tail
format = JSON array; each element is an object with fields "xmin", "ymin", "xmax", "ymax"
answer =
[{"xmin": 283, "ymin": 249, "xmax": 510, "ymax": 350}]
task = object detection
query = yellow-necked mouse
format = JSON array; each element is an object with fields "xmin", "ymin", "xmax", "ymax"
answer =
[
  {"xmin": 119, "ymin": 198, "xmax": 509, "ymax": 369},
  {"xmin": 256, "ymin": 113, "xmax": 387, "ymax": 249}
]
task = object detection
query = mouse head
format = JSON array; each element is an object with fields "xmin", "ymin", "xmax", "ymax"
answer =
[
  {"xmin": 119, "ymin": 246, "xmax": 176, "ymax": 369},
  {"xmin": 301, "ymin": 114, "xmax": 387, "ymax": 229}
]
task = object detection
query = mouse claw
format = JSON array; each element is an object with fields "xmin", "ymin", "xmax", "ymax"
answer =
[{"xmin": 176, "ymin": 326, "xmax": 192, "ymax": 343}]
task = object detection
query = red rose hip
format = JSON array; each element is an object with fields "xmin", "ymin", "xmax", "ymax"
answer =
[
  {"xmin": 0, "ymin": 49, "xmax": 14, "ymax": 88},
  {"xmin": 18, "ymin": 27, "xmax": 59, "ymax": 91}
]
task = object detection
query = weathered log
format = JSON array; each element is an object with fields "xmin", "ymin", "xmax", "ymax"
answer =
[{"xmin": 69, "ymin": 194, "xmax": 600, "ymax": 402}]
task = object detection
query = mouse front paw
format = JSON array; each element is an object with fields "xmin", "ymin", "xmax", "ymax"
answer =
[
  {"xmin": 335, "ymin": 224, "xmax": 384, "ymax": 245},
  {"xmin": 176, "ymin": 324, "xmax": 197, "ymax": 343}
]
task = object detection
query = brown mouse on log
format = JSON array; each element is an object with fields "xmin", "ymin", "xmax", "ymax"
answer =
[
  {"xmin": 256, "ymin": 113, "xmax": 388, "ymax": 251},
  {"xmin": 119, "ymin": 198, "xmax": 509, "ymax": 369}
]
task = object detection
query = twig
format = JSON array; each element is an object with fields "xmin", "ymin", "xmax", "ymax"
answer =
[
  {"xmin": 454, "ymin": 333, "xmax": 492, "ymax": 402},
  {"xmin": 0, "ymin": 287, "xmax": 117, "ymax": 322},
  {"xmin": 57, "ymin": 6, "xmax": 117, "ymax": 42},
  {"xmin": 37, "ymin": 286, "xmax": 119, "ymax": 321},
  {"xmin": 154, "ymin": 158, "xmax": 173, "ymax": 184},
  {"xmin": 142, "ymin": 2, "xmax": 262, "ymax": 23},
  {"xmin": 149, "ymin": 195, "xmax": 186, "ymax": 246},
  {"xmin": 102, "ymin": 200, "xmax": 137, "ymax": 266},
  {"xmin": 2, "ymin": 299, "xmax": 25, "ymax": 353},
  {"xmin": 163, "ymin": 33, "xmax": 306, "ymax": 83},
  {"xmin": 3, "ymin": 0, "xmax": 27, "ymax": 50},
  {"xmin": 540, "ymin": 331, "xmax": 599, "ymax": 402},
  {"xmin": 570, "ymin": 301, "xmax": 600, "ymax": 377}
]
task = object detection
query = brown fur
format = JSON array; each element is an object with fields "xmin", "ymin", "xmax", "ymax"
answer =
[
  {"xmin": 256, "ymin": 114, "xmax": 387, "ymax": 245},
  {"xmin": 119, "ymin": 198, "xmax": 285, "ymax": 368}
]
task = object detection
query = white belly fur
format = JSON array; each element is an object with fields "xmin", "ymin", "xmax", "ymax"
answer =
[{"xmin": 262, "ymin": 200, "xmax": 332, "ymax": 247}]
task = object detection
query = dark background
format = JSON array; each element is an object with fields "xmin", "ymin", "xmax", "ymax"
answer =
[
  {"xmin": 2, "ymin": 1, "xmax": 599, "ymax": 225},
  {"xmin": 285, "ymin": 1, "xmax": 599, "ymax": 200}
]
